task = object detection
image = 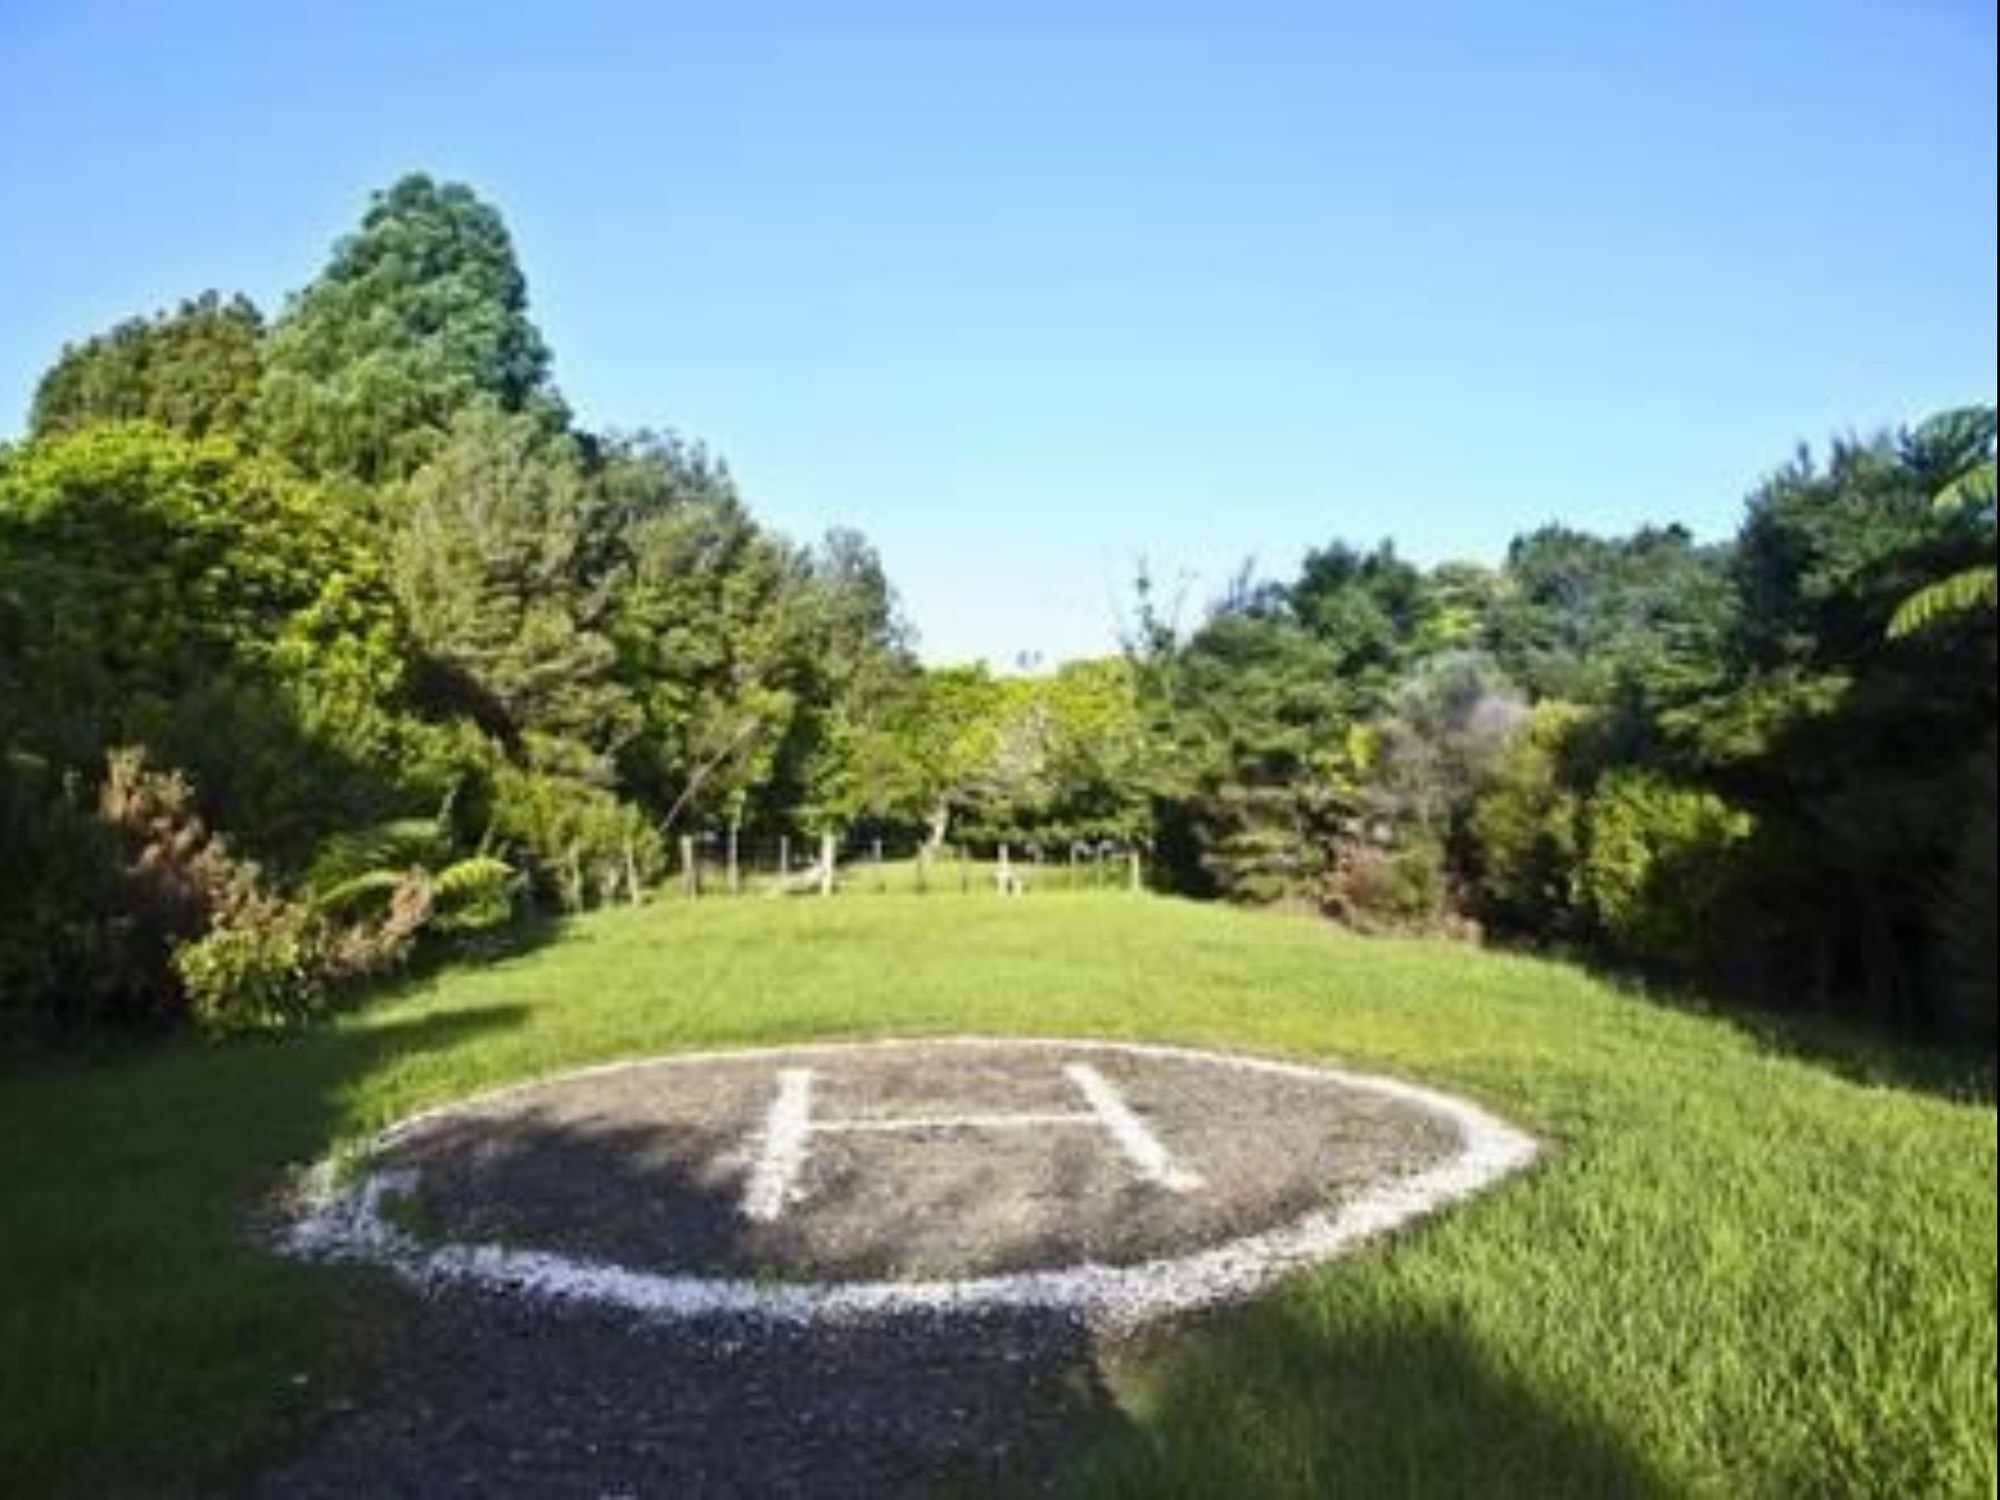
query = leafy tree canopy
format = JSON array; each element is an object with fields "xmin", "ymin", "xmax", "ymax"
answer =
[
  {"xmin": 30, "ymin": 292, "xmax": 265, "ymax": 442},
  {"xmin": 258, "ymin": 174, "xmax": 565, "ymax": 484}
]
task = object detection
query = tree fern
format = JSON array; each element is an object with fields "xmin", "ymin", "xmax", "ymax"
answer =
[
  {"xmin": 1888, "ymin": 458, "xmax": 1996, "ymax": 639},
  {"xmin": 304, "ymin": 818, "xmax": 452, "ymax": 898},
  {"xmin": 430, "ymin": 856, "xmax": 517, "ymax": 932},
  {"xmin": 1889, "ymin": 567, "xmax": 1999, "ymax": 639}
]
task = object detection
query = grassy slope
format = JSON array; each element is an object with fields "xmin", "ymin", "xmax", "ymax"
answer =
[{"xmin": 1, "ymin": 894, "xmax": 1992, "ymax": 1496}]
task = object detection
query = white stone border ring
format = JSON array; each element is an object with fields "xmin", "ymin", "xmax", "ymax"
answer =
[{"xmin": 280, "ymin": 1038, "xmax": 1539, "ymax": 1329}]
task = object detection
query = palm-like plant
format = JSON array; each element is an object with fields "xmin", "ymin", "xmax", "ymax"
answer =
[
  {"xmin": 1889, "ymin": 461, "xmax": 1997, "ymax": 639},
  {"xmin": 306, "ymin": 817, "xmax": 517, "ymax": 938}
]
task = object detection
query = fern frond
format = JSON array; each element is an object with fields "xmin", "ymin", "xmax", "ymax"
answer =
[
  {"xmin": 304, "ymin": 818, "xmax": 451, "ymax": 896},
  {"xmin": 1888, "ymin": 567, "xmax": 1998, "ymax": 639},
  {"xmin": 310, "ymin": 867, "xmax": 407, "ymax": 917},
  {"xmin": 430, "ymin": 855, "xmax": 517, "ymax": 933},
  {"xmin": 1933, "ymin": 461, "xmax": 1997, "ymax": 514}
]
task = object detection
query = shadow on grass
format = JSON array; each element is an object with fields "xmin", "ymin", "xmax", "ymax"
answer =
[
  {"xmin": 1064, "ymin": 1292, "xmax": 1671, "ymax": 1499},
  {"xmin": 1479, "ymin": 932, "xmax": 1996, "ymax": 1106},
  {"xmin": 1716, "ymin": 1006, "xmax": 1995, "ymax": 1105},
  {"xmin": 0, "ymin": 999, "xmax": 533, "ymax": 1495}
]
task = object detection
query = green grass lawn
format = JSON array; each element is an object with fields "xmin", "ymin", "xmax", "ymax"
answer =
[{"xmin": 2, "ymin": 893, "xmax": 1993, "ymax": 1495}]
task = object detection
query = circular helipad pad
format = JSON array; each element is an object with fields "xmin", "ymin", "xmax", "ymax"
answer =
[{"xmin": 285, "ymin": 1039, "xmax": 1535, "ymax": 1325}]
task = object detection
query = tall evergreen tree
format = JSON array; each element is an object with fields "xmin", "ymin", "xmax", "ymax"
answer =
[{"xmin": 258, "ymin": 175, "xmax": 565, "ymax": 484}]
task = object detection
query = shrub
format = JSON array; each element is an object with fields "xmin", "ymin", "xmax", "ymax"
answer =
[
  {"xmin": 1580, "ymin": 769, "xmax": 1756, "ymax": 973},
  {"xmin": 173, "ymin": 888, "xmax": 328, "ymax": 1033},
  {"xmin": 1, "ymin": 747, "xmax": 251, "ymax": 1033},
  {"xmin": 1334, "ymin": 837, "xmax": 1451, "ymax": 930},
  {"xmin": 486, "ymin": 764, "xmax": 662, "ymax": 910},
  {"xmin": 1464, "ymin": 703, "xmax": 1588, "ymax": 939}
]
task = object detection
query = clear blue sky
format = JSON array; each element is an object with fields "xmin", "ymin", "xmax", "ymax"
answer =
[{"xmin": 3, "ymin": 1, "xmax": 1994, "ymax": 665}]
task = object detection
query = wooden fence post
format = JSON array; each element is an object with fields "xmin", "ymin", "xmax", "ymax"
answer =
[
  {"xmin": 819, "ymin": 831, "xmax": 836, "ymax": 896},
  {"xmin": 727, "ymin": 821, "xmax": 740, "ymax": 895},
  {"xmin": 680, "ymin": 835, "xmax": 698, "ymax": 899}
]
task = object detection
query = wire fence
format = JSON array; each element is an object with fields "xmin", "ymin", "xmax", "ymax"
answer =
[{"xmin": 662, "ymin": 831, "xmax": 1148, "ymax": 899}]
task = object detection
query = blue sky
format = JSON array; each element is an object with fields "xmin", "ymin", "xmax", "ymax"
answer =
[{"xmin": 2, "ymin": 1, "xmax": 1994, "ymax": 665}]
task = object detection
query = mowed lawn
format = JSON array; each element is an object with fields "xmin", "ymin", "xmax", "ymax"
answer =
[{"xmin": 1, "ymin": 894, "xmax": 1993, "ymax": 1496}]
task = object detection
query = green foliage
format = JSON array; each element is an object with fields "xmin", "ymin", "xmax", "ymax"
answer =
[
  {"xmin": 0, "ymin": 175, "xmax": 936, "ymax": 1036},
  {"xmin": 1141, "ymin": 602, "xmax": 1363, "ymax": 899},
  {"xmin": 387, "ymin": 405, "xmax": 632, "ymax": 773},
  {"xmin": 595, "ymin": 432, "xmax": 816, "ymax": 828},
  {"xmin": 29, "ymin": 292, "xmax": 266, "ymax": 442},
  {"xmin": 1364, "ymin": 651, "xmax": 1527, "ymax": 837},
  {"xmin": 1288, "ymin": 540, "xmax": 1432, "ymax": 688},
  {"xmin": 257, "ymin": 174, "xmax": 564, "ymax": 483},
  {"xmin": 1487, "ymin": 524, "xmax": 1733, "ymax": 706},
  {"xmin": 0, "ymin": 423, "xmax": 431, "ymax": 863},
  {"xmin": 172, "ymin": 889, "xmax": 327, "ymax": 1034},
  {"xmin": 1579, "ymin": 770, "xmax": 1756, "ymax": 973},
  {"xmin": 428, "ymin": 855, "xmax": 517, "ymax": 933},
  {"xmin": 1888, "ymin": 438, "xmax": 1996, "ymax": 639},
  {"xmin": 1464, "ymin": 703, "xmax": 1588, "ymax": 938},
  {"xmin": 304, "ymin": 818, "xmax": 514, "ymax": 935},
  {"xmin": 0, "ymin": 747, "xmax": 277, "ymax": 1033},
  {"xmin": 486, "ymin": 763, "xmax": 662, "ymax": 911},
  {"xmin": 1323, "ymin": 835, "xmax": 1452, "ymax": 931}
]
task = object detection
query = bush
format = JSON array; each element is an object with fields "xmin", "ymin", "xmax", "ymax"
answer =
[
  {"xmin": 1327, "ymin": 836, "xmax": 1452, "ymax": 931},
  {"xmin": 0, "ymin": 747, "xmax": 255, "ymax": 1035},
  {"xmin": 486, "ymin": 764, "xmax": 663, "ymax": 910},
  {"xmin": 1580, "ymin": 769, "xmax": 1756, "ymax": 974},
  {"xmin": 1463, "ymin": 703, "xmax": 1587, "ymax": 939},
  {"xmin": 173, "ymin": 889, "xmax": 328, "ymax": 1033}
]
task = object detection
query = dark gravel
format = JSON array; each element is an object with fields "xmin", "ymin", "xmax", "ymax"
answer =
[
  {"xmin": 379, "ymin": 1041, "xmax": 1458, "ymax": 1281},
  {"xmin": 258, "ymin": 1287, "xmax": 1119, "ymax": 1498}
]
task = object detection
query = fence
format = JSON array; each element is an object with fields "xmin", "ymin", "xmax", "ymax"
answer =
[{"xmin": 664, "ymin": 831, "xmax": 1147, "ymax": 899}]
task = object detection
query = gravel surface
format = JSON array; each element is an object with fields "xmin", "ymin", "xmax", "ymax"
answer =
[
  {"xmin": 259, "ymin": 1288, "xmax": 1118, "ymax": 1497},
  {"xmin": 371, "ymin": 1040, "xmax": 1461, "ymax": 1281},
  {"xmin": 265, "ymin": 1040, "xmax": 1537, "ymax": 1493}
]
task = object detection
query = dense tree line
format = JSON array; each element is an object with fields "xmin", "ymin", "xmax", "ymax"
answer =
[
  {"xmin": 3, "ymin": 173, "xmax": 1990, "ymax": 1046},
  {"xmin": 1136, "ymin": 414, "xmax": 1996, "ymax": 1042},
  {"xmin": 0, "ymin": 176, "xmax": 916, "ymax": 1035}
]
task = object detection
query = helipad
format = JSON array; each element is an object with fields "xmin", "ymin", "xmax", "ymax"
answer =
[{"xmin": 285, "ymin": 1039, "xmax": 1536, "ymax": 1326}]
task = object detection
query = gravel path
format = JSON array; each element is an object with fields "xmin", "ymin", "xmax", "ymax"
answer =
[{"xmin": 260, "ymin": 1288, "xmax": 1119, "ymax": 1498}]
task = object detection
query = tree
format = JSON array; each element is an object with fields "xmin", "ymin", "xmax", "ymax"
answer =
[
  {"xmin": 0, "ymin": 422, "xmax": 433, "ymax": 864},
  {"xmin": 29, "ymin": 292, "xmax": 265, "ymax": 441},
  {"xmin": 387, "ymin": 405, "xmax": 631, "ymax": 778},
  {"xmin": 1142, "ymin": 602, "xmax": 1360, "ymax": 900},
  {"xmin": 596, "ymin": 432, "xmax": 814, "ymax": 833},
  {"xmin": 1487, "ymin": 524, "xmax": 1733, "ymax": 706},
  {"xmin": 258, "ymin": 175, "xmax": 565, "ymax": 484}
]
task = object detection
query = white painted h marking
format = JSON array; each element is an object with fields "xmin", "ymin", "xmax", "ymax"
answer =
[{"xmin": 739, "ymin": 1061, "xmax": 1203, "ymax": 1222}]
